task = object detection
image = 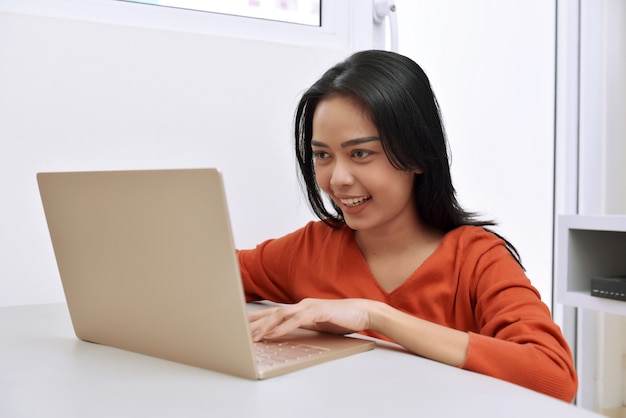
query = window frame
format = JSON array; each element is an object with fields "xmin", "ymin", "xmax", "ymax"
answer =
[{"xmin": 0, "ymin": 0, "xmax": 356, "ymax": 49}]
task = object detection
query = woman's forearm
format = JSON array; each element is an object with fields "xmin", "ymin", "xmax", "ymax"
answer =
[{"xmin": 367, "ymin": 301, "xmax": 470, "ymax": 367}]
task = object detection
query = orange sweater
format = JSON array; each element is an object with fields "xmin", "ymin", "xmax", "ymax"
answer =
[{"xmin": 238, "ymin": 221, "xmax": 577, "ymax": 402}]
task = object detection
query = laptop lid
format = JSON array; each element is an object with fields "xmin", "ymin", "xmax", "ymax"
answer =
[{"xmin": 37, "ymin": 168, "xmax": 374, "ymax": 379}]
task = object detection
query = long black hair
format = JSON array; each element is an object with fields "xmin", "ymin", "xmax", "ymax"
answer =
[{"xmin": 294, "ymin": 50, "xmax": 522, "ymax": 265}]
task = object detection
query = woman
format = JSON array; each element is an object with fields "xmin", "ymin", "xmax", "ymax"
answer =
[{"xmin": 238, "ymin": 50, "xmax": 577, "ymax": 402}]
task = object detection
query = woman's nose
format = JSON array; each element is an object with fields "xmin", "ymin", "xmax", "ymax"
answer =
[{"xmin": 329, "ymin": 160, "xmax": 355, "ymax": 188}]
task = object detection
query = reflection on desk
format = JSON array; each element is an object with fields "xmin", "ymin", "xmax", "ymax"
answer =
[{"xmin": 0, "ymin": 303, "xmax": 600, "ymax": 418}]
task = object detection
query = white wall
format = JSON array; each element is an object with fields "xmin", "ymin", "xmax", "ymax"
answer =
[
  {"xmin": 0, "ymin": 1, "xmax": 563, "ymax": 308},
  {"xmin": 0, "ymin": 9, "xmax": 352, "ymax": 306},
  {"xmin": 396, "ymin": 0, "xmax": 557, "ymax": 305}
]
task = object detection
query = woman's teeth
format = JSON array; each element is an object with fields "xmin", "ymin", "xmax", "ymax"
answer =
[{"xmin": 341, "ymin": 196, "xmax": 371, "ymax": 207}]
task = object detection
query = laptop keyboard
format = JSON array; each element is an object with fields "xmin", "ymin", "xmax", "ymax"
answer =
[{"xmin": 254, "ymin": 339, "xmax": 329, "ymax": 368}]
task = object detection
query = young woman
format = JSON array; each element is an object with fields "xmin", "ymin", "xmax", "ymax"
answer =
[{"xmin": 238, "ymin": 50, "xmax": 577, "ymax": 402}]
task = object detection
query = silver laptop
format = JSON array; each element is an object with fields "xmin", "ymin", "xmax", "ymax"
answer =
[{"xmin": 37, "ymin": 168, "xmax": 374, "ymax": 379}]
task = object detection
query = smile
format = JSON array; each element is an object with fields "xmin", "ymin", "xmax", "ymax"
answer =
[{"xmin": 340, "ymin": 196, "xmax": 372, "ymax": 207}]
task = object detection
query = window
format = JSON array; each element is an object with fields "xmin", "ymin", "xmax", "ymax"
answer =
[
  {"xmin": 118, "ymin": 0, "xmax": 321, "ymax": 26},
  {"xmin": 0, "ymin": 0, "xmax": 351, "ymax": 48}
]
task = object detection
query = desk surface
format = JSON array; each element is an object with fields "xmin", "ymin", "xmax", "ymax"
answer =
[{"xmin": 1, "ymin": 303, "xmax": 600, "ymax": 418}]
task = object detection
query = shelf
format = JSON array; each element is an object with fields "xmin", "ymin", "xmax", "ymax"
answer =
[
  {"xmin": 556, "ymin": 215, "xmax": 626, "ymax": 316},
  {"xmin": 560, "ymin": 290, "xmax": 626, "ymax": 317}
]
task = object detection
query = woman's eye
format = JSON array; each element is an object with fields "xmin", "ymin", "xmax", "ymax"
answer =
[
  {"xmin": 352, "ymin": 150, "xmax": 372, "ymax": 159},
  {"xmin": 313, "ymin": 150, "xmax": 329, "ymax": 160}
]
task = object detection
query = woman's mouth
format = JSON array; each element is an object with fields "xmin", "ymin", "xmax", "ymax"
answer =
[{"xmin": 340, "ymin": 196, "xmax": 372, "ymax": 207}]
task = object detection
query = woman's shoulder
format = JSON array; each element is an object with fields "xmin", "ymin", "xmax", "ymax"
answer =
[
  {"xmin": 440, "ymin": 225, "xmax": 526, "ymax": 279},
  {"xmin": 254, "ymin": 220, "xmax": 354, "ymax": 262},
  {"xmin": 444, "ymin": 225, "xmax": 501, "ymax": 242},
  {"xmin": 290, "ymin": 220, "xmax": 353, "ymax": 242},
  {"xmin": 240, "ymin": 220, "xmax": 352, "ymax": 255},
  {"xmin": 441, "ymin": 225, "xmax": 509, "ymax": 257}
]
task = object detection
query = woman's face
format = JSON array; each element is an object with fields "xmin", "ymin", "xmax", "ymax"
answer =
[{"xmin": 311, "ymin": 95, "xmax": 419, "ymax": 235}]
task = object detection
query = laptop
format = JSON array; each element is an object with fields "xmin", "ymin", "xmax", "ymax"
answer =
[{"xmin": 37, "ymin": 168, "xmax": 375, "ymax": 379}]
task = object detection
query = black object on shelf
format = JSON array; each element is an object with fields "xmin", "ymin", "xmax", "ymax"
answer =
[{"xmin": 591, "ymin": 275, "xmax": 626, "ymax": 301}]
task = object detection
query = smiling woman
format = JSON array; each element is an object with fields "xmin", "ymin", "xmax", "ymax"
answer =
[
  {"xmin": 310, "ymin": 96, "xmax": 417, "ymax": 238},
  {"xmin": 239, "ymin": 50, "xmax": 578, "ymax": 402}
]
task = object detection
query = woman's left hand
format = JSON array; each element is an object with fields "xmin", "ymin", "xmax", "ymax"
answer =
[{"xmin": 247, "ymin": 298, "xmax": 374, "ymax": 341}]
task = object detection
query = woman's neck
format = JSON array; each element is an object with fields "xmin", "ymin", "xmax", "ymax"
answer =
[
  {"xmin": 354, "ymin": 213, "xmax": 442, "ymax": 258},
  {"xmin": 353, "ymin": 216, "xmax": 445, "ymax": 293}
]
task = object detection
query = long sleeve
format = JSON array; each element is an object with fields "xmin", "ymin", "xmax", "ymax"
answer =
[
  {"xmin": 237, "ymin": 221, "xmax": 577, "ymax": 402},
  {"xmin": 456, "ymin": 230, "xmax": 577, "ymax": 401},
  {"xmin": 411, "ymin": 226, "xmax": 577, "ymax": 402}
]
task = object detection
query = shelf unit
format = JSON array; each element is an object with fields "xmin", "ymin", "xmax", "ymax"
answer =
[
  {"xmin": 554, "ymin": 0, "xmax": 626, "ymax": 413},
  {"xmin": 556, "ymin": 215, "xmax": 626, "ymax": 317}
]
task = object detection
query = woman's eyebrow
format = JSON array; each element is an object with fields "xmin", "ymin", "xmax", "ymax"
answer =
[
  {"xmin": 311, "ymin": 136, "xmax": 380, "ymax": 148},
  {"xmin": 310, "ymin": 140, "xmax": 328, "ymax": 148}
]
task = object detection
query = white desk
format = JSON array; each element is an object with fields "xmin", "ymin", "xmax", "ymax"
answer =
[{"xmin": 1, "ymin": 303, "xmax": 600, "ymax": 418}]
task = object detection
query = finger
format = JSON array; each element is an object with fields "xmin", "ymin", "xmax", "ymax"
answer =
[
  {"xmin": 262, "ymin": 311, "xmax": 306, "ymax": 338},
  {"xmin": 248, "ymin": 307, "xmax": 286, "ymax": 340},
  {"xmin": 250, "ymin": 306, "xmax": 305, "ymax": 341},
  {"xmin": 247, "ymin": 307, "xmax": 279, "ymax": 322}
]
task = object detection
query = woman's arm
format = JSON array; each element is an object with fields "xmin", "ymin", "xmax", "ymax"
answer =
[
  {"xmin": 248, "ymin": 297, "xmax": 470, "ymax": 367},
  {"xmin": 248, "ymin": 295, "xmax": 576, "ymax": 402}
]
